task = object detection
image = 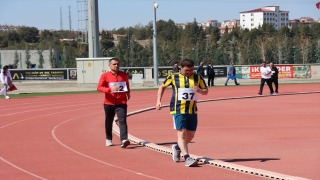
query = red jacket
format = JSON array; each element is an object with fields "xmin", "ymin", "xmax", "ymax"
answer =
[{"xmin": 97, "ymin": 71, "xmax": 130, "ymax": 105}]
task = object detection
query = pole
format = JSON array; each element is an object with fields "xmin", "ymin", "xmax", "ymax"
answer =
[
  {"xmin": 153, "ymin": 2, "xmax": 159, "ymax": 86},
  {"xmin": 88, "ymin": 0, "xmax": 100, "ymax": 58}
]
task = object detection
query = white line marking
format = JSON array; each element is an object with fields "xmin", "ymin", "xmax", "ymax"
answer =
[
  {"xmin": 0, "ymin": 156, "xmax": 47, "ymax": 180},
  {"xmin": 51, "ymin": 113, "xmax": 162, "ymax": 180},
  {"xmin": 0, "ymin": 106, "xmax": 100, "ymax": 129},
  {"xmin": 0, "ymin": 102, "xmax": 100, "ymax": 117}
]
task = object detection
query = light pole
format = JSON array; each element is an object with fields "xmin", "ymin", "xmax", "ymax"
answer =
[{"xmin": 153, "ymin": 2, "xmax": 159, "ymax": 86}]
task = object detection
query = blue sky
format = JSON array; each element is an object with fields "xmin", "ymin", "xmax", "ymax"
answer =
[{"xmin": 0, "ymin": 0, "xmax": 319, "ymax": 30}]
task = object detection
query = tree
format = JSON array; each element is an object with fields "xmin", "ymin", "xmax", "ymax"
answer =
[
  {"xmin": 13, "ymin": 50, "xmax": 19, "ymax": 69},
  {"xmin": 49, "ymin": 46, "xmax": 55, "ymax": 68},
  {"xmin": 25, "ymin": 44, "xmax": 31, "ymax": 69},
  {"xmin": 19, "ymin": 26, "xmax": 39, "ymax": 43},
  {"xmin": 38, "ymin": 45, "xmax": 44, "ymax": 68},
  {"xmin": 300, "ymin": 38, "xmax": 310, "ymax": 64},
  {"xmin": 255, "ymin": 36, "xmax": 268, "ymax": 62},
  {"xmin": 210, "ymin": 27, "xmax": 220, "ymax": 46},
  {"xmin": 8, "ymin": 31, "xmax": 21, "ymax": 45}
]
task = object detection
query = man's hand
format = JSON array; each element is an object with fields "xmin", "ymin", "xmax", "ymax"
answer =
[
  {"xmin": 127, "ymin": 93, "xmax": 130, "ymax": 100},
  {"xmin": 156, "ymin": 102, "xmax": 162, "ymax": 110},
  {"xmin": 193, "ymin": 86, "xmax": 200, "ymax": 93},
  {"xmin": 111, "ymin": 85, "xmax": 119, "ymax": 92}
]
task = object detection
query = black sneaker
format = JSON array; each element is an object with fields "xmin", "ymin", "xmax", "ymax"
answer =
[{"xmin": 121, "ymin": 140, "xmax": 130, "ymax": 148}]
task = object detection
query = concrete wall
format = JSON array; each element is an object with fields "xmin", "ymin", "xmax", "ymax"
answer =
[
  {"xmin": 310, "ymin": 65, "xmax": 320, "ymax": 79},
  {"xmin": 0, "ymin": 49, "xmax": 58, "ymax": 69}
]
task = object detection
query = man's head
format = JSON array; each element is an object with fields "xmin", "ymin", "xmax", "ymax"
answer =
[
  {"xmin": 109, "ymin": 58, "xmax": 120, "ymax": 73},
  {"xmin": 262, "ymin": 61, "xmax": 266, "ymax": 67},
  {"xmin": 180, "ymin": 59, "xmax": 195, "ymax": 77},
  {"xmin": 208, "ymin": 62, "xmax": 212, "ymax": 65},
  {"xmin": 200, "ymin": 61, "xmax": 204, "ymax": 66},
  {"xmin": 269, "ymin": 62, "xmax": 274, "ymax": 67},
  {"xmin": 231, "ymin": 62, "xmax": 235, "ymax": 66},
  {"xmin": 3, "ymin": 65, "xmax": 9, "ymax": 71}
]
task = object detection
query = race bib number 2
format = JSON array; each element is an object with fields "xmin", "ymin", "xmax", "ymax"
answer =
[
  {"xmin": 178, "ymin": 88, "xmax": 198, "ymax": 101},
  {"xmin": 109, "ymin": 81, "xmax": 128, "ymax": 93}
]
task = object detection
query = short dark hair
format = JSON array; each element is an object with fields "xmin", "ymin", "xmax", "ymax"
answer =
[
  {"xmin": 3, "ymin": 65, "xmax": 9, "ymax": 70},
  {"xmin": 180, "ymin": 59, "xmax": 194, "ymax": 68},
  {"xmin": 109, "ymin": 58, "xmax": 119, "ymax": 64},
  {"xmin": 262, "ymin": 61, "xmax": 266, "ymax": 63}
]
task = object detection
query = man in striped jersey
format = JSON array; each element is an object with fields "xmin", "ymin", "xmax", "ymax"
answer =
[{"xmin": 156, "ymin": 59, "xmax": 208, "ymax": 167}]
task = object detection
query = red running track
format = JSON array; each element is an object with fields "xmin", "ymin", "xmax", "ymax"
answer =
[{"xmin": 0, "ymin": 83, "xmax": 319, "ymax": 179}]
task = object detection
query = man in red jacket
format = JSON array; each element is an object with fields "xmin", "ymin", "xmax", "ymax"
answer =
[{"xmin": 97, "ymin": 58, "xmax": 131, "ymax": 148}]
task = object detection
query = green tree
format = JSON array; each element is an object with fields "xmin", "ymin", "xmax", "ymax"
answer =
[
  {"xmin": 49, "ymin": 46, "xmax": 55, "ymax": 68},
  {"xmin": 13, "ymin": 50, "xmax": 19, "ymax": 69},
  {"xmin": 38, "ymin": 45, "xmax": 44, "ymax": 68},
  {"xmin": 25, "ymin": 44, "xmax": 31, "ymax": 69},
  {"xmin": 19, "ymin": 26, "xmax": 39, "ymax": 43}
]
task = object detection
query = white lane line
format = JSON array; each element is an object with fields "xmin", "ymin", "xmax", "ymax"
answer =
[
  {"xmin": 0, "ymin": 107, "xmax": 102, "ymax": 179},
  {"xmin": 0, "ymin": 156, "xmax": 47, "ymax": 180},
  {"xmin": 51, "ymin": 113, "xmax": 162, "ymax": 180},
  {"xmin": 0, "ymin": 102, "xmax": 101, "ymax": 117},
  {"xmin": 0, "ymin": 106, "xmax": 100, "ymax": 129},
  {"xmin": 2, "ymin": 100, "xmax": 100, "ymax": 111}
]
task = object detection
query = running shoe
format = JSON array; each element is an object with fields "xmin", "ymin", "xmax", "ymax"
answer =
[
  {"xmin": 121, "ymin": 140, "xmax": 130, "ymax": 148},
  {"xmin": 172, "ymin": 144, "xmax": 181, "ymax": 162},
  {"xmin": 106, "ymin": 140, "xmax": 113, "ymax": 146},
  {"xmin": 185, "ymin": 157, "xmax": 197, "ymax": 167}
]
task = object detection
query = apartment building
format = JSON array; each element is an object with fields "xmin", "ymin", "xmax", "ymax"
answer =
[
  {"xmin": 199, "ymin": 20, "xmax": 221, "ymax": 30},
  {"xmin": 221, "ymin": 19, "xmax": 240, "ymax": 27},
  {"xmin": 240, "ymin": 6, "xmax": 289, "ymax": 30}
]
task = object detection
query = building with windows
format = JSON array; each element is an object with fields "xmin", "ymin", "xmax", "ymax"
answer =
[
  {"xmin": 221, "ymin": 19, "xmax": 240, "ymax": 27},
  {"xmin": 240, "ymin": 6, "xmax": 289, "ymax": 30},
  {"xmin": 289, "ymin": 17, "xmax": 319, "ymax": 28},
  {"xmin": 199, "ymin": 20, "xmax": 221, "ymax": 30}
]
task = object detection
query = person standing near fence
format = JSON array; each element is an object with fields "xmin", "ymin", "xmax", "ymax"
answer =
[
  {"xmin": 206, "ymin": 62, "xmax": 215, "ymax": 86},
  {"xmin": 97, "ymin": 58, "xmax": 131, "ymax": 148},
  {"xmin": 225, "ymin": 62, "xmax": 240, "ymax": 86},
  {"xmin": 258, "ymin": 61, "xmax": 274, "ymax": 95},
  {"xmin": 196, "ymin": 61, "xmax": 205, "ymax": 78},
  {"xmin": 0, "ymin": 65, "xmax": 13, "ymax": 99},
  {"xmin": 172, "ymin": 61, "xmax": 180, "ymax": 73},
  {"xmin": 269, "ymin": 62, "xmax": 279, "ymax": 93},
  {"xmin": 156, "ymin": 59, "xmax": 208, "ymax": 167}
]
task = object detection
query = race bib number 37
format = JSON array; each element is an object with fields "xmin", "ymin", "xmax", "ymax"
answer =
[
  {"xmin": 109, "ymin": 81, "xmax": 128, "ymax": 93},
  {"xmin": 178, "ymin": 88, "xmax": 198, "ymax": 101}
]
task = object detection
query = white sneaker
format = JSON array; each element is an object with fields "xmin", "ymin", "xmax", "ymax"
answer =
[
  {"xmin": 5, "ymin": 96, "xmax": 10, "ymax": 99},
  {"xmin": 106, "ymin": 140, "xmax": 113, "ymax": 146},
  {"xmin": 121, "ymin": 140, "xmax": 130, "ymax": 148}
]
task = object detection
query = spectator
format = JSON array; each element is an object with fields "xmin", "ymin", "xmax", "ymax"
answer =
[
  {"xmin": 172, "ymin": 61, "xmax": 180, "ymax": 73},
  {"xmin": 196, "ymin": 61, "xmax": 205, "ymax": 78},
  {"xmin": 206, "ymin": 62, "xmax": 215, "ymax": 86},
  {"xmin": 225, "ymin": 62, "xmax": 240, "ymax": 86}
]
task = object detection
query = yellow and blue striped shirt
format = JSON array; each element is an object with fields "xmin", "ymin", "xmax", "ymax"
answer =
[{"xmin": 163, "ymin": 73, "xmax": 207, "ymax": 114}]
